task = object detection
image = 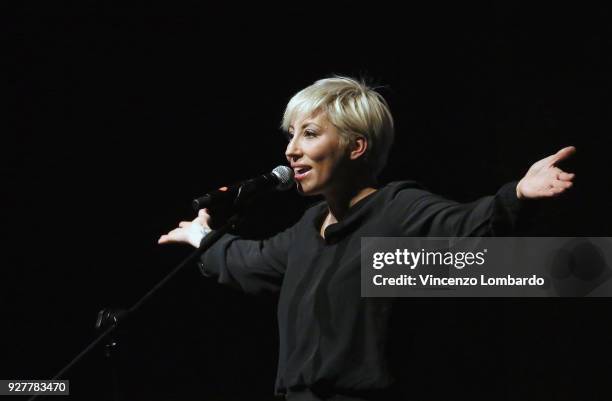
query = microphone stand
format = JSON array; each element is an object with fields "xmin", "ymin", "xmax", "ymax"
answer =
[{"xmin": 28, "ymin": 214, "xmax": 243, "ymax": 401}]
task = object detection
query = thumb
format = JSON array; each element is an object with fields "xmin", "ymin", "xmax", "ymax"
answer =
[{"xmin": 549, "ymin": 146, "xmax": 576, "ymax": 165}]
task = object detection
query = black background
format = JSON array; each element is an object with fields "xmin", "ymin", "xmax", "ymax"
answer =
[{"xmin": 5, "ymin": 2, "xmax": 612, "ymax": 400}]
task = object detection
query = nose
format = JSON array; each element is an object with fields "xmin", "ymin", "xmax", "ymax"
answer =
[{"xmin": 285, "ymin": 136, "xmax": 302, "ymax": 162}]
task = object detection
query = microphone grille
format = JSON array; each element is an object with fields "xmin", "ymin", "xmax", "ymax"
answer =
[{"xmin": 272, "ymin": 165, "xmax": 295, "ymax": 191}]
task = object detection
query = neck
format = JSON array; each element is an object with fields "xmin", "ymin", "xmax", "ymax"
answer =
[{"xmin": 323, "ymin": 176, "xmax": 378, "ymax": 222}]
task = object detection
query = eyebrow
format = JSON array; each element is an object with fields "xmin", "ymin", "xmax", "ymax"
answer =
[{"xmin": 288, "ymin": 121, "xmax": 322, "ymax": 131}]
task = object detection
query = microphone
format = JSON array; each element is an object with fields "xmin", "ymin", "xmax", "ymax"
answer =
[{"xmin": 192, "ymin": 165, "xmax": 294, "ymax": 211}]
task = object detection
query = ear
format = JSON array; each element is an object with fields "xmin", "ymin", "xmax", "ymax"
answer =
[{"xmin": 349, "ymin": 136, "xmax": 368, "ymax": 161}]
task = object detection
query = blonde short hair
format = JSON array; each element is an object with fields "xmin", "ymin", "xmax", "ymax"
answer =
[{"xmin": 281, "ymin": 76, "xmax": 395, "ymax": 177}]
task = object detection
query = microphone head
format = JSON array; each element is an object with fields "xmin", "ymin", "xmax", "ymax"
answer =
[{"xmin": 271, "ymin": 165, "xmax": 294, "ymax": 191}]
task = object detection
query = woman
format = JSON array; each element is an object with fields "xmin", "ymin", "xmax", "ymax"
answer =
[{"xmin": 159, "ymin": 77, "xmax": 575, "ymax": 400}]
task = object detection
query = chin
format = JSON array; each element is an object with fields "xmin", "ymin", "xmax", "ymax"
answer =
[{"xmin": 296, "ymin": 182, "xmax": 322, "ymax": 197}]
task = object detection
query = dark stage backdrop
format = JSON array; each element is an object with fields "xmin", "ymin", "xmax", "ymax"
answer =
[{"xmin": 5, "ymin": 2, "xmax": 612, "ymax": 400}]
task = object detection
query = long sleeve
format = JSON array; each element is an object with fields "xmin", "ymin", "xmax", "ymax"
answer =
[
  {"xmin": 392, "ymin": 181, "xmax": 525, "ymax": 237},
  {"xmin": 197, "ymin": 225, "xmax": 295, "ymax": 295},
  {"xmin": 191, "ymin": 181, "xmax": 532, "ymax": 397}
]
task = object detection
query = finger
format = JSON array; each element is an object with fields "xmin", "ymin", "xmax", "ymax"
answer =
[
  {"xmin": 547, "ymin": 187, "xmax": 564, "ymax": 197},
  {"xmin": 178, "ymin": 221, "xmax": 189, "ymax": 228},
  {"xmin": 199, "ymin": 208, "xmax": 211, "ymax": 226},
  {"xmin": 558, "ymin": 172, "xmax": 575, "ymax": 181},
  {"xmin": 159, "ymin": 234, "xmax": 180, "ymax": 244},
  {"xmin": 169, "ymin": 227, "xmax": 183, "ymax": 235},
  {"xmin": 558, "ymin": 180, "xmax": 573, "ymax": 189},
  {"xmin": 544, "ymin": 181, "xmax": 572, "ymax": 198},
  {"xmin": 548, "ymin": 146, "xmax": 576, "ymax": 166}
]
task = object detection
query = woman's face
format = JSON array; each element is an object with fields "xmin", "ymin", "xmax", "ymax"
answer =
[{"xmin": 285, "ymin": 111, "xmax": 348, "ymax": 196}]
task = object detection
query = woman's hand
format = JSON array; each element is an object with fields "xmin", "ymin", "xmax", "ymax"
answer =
[
  {"xmin": 158, "ymin": 209, "xmax": 211, "ymax": 248},
  {"xmin": 516, "ymin": 146, "xmax": 576, "ymax": 199}
]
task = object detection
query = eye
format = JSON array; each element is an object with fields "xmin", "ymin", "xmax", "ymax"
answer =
[
  {"xmin": 304, "ymin": 130, "xmax": 318, "ymax": 138},
  {"xmin": 285, "ymin": 131, "xmax": 294, "ymax": 141}
]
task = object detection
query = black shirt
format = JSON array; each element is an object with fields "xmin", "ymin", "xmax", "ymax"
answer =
[{"xmin": 199, "ymin": 180, "xmax": 523, "ymax": 398}]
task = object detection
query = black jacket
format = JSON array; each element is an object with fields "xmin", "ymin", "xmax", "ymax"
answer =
[{"xmin": 199, "ymin": 180, "xmax": 524, "ymax": 398}]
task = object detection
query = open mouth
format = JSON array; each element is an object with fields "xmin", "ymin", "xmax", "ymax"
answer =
[{"xmin": 294, "ymin": 166, "xmax": 312, "ymax": 180}]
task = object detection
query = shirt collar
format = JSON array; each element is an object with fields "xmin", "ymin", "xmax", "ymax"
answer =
[{"xmin": 311, "ymin": 188, "xmax": 382, "ymax": 244}]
